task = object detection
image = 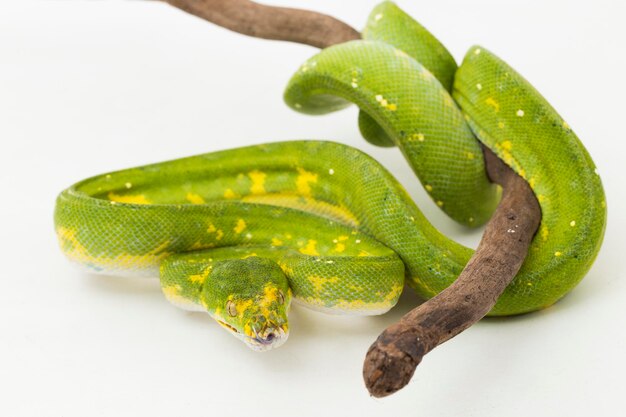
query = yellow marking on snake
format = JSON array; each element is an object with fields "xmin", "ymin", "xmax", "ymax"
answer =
[
  {"xmin": 299, "ymin": 239, "xmax": 319, "ymax": 256},
  {"xmin": 223, "ymin": 188, "xmax": 237, "ymax": 199},
  {"xmin": 296, "ymin": 168, "xmax": 318, "ymax": 197},
  {"xmin": 162, "ymin": 285, "xmax": 183, "ymax": 301},
  {"xmin": 190, "ymin": 241, "xmax": 215, "ymax": 250},
  {"xmin": 233, "ymin": 298, "xmax": 254, "ymax": 317},
  {"xmin": 186, "ymin": 193, "xmax": 205, "ymax": 204},
  {"xmin": 57, "ymin": 226, "xmax": 171, "ymax": 271},
  {"xmin": 188, "ymin": 266, "xmax": 212, "ymax": 284},
  {"xmin": 308, "ymin": 275, "xmax": 339, "ymax": 293},
  {"xmin": 261, "ymin": 283, "xmax": 281, "ymax": 305},
  {"xmin": 248, "ymin": 170, "xmax": 266, "ymax": 195},
  {"xmin": 494, "ymin": 140, "xmax": 521, "ymax": 169},
  {"xmin": 277, "ymin": 261, "xmax": 294, "ymax": 276},
  {"xmin": 410, "ymin": 133, "xmax": 425, "ymax": 142},
  {"xmin": 162, "ymin": 284, "xmax": 199, "ymax": 310},
  {"xmin": 234, "ymin": 219, "xmax": 247, "ymax": 234},
  {"xmin": 485, "ymin": 97, "xmax": 500, "ymax": 112},
  {"xmin": 241, "ymin": 193, "xmax": 359, "ymax": 226},
  {"xmin": 331, "ymin": 283, "xmax": 402, "ymax": 313},
  {"xmin": 56, "ymin": 226, "xmax": 88, "ymax": 258},
  {"xmin": 107, "ymin": 192, "xmax": 151, "ymax": 205}
]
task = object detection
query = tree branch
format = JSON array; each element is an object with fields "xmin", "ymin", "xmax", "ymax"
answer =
[
  {"xmin": 164, "ymin": 0, "xmax": 360, "ymax": 48},
  {"xmin": 159, "ymin": 0, "xmax": 542, "ymax": 398},
  {"xmin": 362, "ymin": 147, "xmax": 540, "ymax": 397}
]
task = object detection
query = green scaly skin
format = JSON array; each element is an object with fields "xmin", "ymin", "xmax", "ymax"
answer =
[
  {"xmin": 55, "ymin": 141, "xmax": 412, "ymax": 349},
  {"xmin": 284, "ymin": 1, "xmax": 606, "ymax": 315},
  {"xmin": 55, "ymin": 1, "xmax": 606, "ymax": 350}
]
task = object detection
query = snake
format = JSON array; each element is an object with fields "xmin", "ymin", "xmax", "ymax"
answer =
[{"xmin": 55, "ymin": 1, "xmax": 606, "ymax": 351}]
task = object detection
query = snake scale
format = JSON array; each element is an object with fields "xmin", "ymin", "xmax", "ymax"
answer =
[{"xmin": 55, "ymin": 1, "xmax": 606, "ymax": 351}]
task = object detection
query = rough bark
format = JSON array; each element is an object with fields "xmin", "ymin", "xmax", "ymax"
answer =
[
  {"xmin": 164, "ymin": 0, "xmax": 360, "ymax": 48},
  {"xmin": 362, "ymin": 147, "xmax": 541, "ymax": 397}
]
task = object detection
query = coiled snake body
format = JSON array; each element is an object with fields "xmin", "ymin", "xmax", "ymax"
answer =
[{"xmin": 55, "ymin": 2, "xmax": 606, "ymax": 350}]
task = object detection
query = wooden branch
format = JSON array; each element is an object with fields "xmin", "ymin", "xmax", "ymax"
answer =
[
  {"xmin": 362, "ymin": 147, "xmax": 541, "ymax": 397},
  {"xmin": 163, "ymin": 0, "xmax": 360, "ymax": 48},
  {"xmin": 159, "ymin": 0, "xmax": 542, "ymax": 398}
]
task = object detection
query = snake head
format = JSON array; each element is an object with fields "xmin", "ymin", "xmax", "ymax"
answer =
[{"xmin": 205, "ymin": 257, "xmax": 292, "ymax": 351}]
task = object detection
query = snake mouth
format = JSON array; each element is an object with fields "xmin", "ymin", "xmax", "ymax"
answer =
[
  {"xmin": 217, "ymin": 319, "xmax": 289, "ymax": 351},
  {"xmin": 246, "ymin": 325, "xmax": 289, "ymax": 351}
]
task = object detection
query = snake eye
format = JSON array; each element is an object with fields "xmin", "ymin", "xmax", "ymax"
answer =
[
  {"xmin": 226, "ymin": 300, "xmax": 237, "ymax": 317},
  {"xmin": 277, "ymin": 290, "xmax": 285, "ymax": 304}
]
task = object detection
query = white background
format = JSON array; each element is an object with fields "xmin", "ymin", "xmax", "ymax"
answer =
[{"xmin": 1, "ymin": 1, "xmax": 625, "ymax": 416}]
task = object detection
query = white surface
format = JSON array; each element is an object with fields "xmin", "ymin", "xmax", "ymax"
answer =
[{"xmin": 1, "ymin": 1, "xmax": 625, "ymax": 416}]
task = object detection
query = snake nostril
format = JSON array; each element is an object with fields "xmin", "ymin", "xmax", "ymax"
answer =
[{"xmin": 265, "ymin": 332, "xmax": 275, "ymax": 342}]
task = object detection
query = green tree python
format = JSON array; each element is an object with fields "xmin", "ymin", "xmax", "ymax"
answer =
[{"xmin": 55, "ymin": 1, "xmax": 606, "ymax": 351}]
